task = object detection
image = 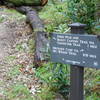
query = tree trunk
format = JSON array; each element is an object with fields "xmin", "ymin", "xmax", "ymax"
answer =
[
  {"xmin": 5, "ymin": 0, "xmax": 48, "ymax": 6},
  {"xmin": 16, "ymin": 6, "xmax": 49, "ymax": 67}
]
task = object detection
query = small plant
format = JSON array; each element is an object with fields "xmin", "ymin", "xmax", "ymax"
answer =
[
  {"xmin": 84, "ymin": 68, "xmax": 100, "ymax": 100},
  {"xmin": 55, "ymin": 23, "xmax": 70, "ymax": 33},
  {"xmin": 36, "ymin": 84, "xmax": 55, "ymax": 100},
  {"xmin": 86, "ymin": 93, "xmax": 100, "ymax": 100},
  {"xmin": 5, "ymin": 83, "xmax": 34, "ymax": 100},
  {"xmin": 8, "ymin": 64, "xmax": 22, "ymax": 77},
  {"xmin": 4, "ymin": 8, "xmax": 26, "ymax": 20},
  {"xmin": 0, "ymin": 16, "xmax": 4, "ymax": 23},
  {"xmin": 35, "ymin": 62, "xmax": 70, "ymax": 98},
  {"xmin": 15, "ymin": 44, "xmax": 23, "ymax": 51},
  {"xmin": 28, "ymin": 38, "xmax": 35, "ymax": 53},
  {"xmin": 5, "ymin": 55, "xmax": 16, "ymax": 62}
]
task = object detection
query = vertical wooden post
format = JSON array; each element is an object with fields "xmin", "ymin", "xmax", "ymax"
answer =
[{"xmin": 68, "ymin": 23, "xmax": 86, "ymax": 100}]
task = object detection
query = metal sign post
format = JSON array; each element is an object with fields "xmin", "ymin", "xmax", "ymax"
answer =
[{"xmin": 68, "ymin": 23, "xmax": 86, "ymax": 100}]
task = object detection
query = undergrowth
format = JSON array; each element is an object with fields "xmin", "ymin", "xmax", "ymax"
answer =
[
  {"xmin": 4, "ymin": 83, "xmax": 34, "ymax": 100},
  {"xmin": 37, "ymin": 1, "xmax": 100, "ymax": 100},
  {"xmin": 39, "ymin": 2, "xmax": 70, "ymax": 33},
  {"xmin": 35, "ymin": 62, "xmax": 70, "ymax": 99}
]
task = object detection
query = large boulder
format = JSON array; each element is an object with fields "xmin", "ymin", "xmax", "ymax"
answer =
[{"xmin": 4, "ymin": 0, "xmax": 48, "ymax": 6}]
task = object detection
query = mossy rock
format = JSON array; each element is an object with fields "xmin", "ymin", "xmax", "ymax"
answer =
[{"xmin": 6, "ymin": 0, "xmax": 48, "ymax": 6}]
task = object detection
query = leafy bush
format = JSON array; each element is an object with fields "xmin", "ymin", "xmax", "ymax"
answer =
[
  {"xmin": 67, "ymin": 0, "xmax": 99, "ymax": 34},
  {"xmin": 35, "ymin": 62, "xmax": 70, "ymax": 98},
  {"xmin": 84, "ymin": 68, "xmax": 100, "ymax": 100},
  {"xmin": 39, "ymin": 2, "xmax": 70, "ymax": 33},
  {"xmin": 40, "ymin": 0, "xmax": 99, "ymax": 34},
  {"xmin": 86, "ymin": 94, "xmax": 100, "ymax": 100}
]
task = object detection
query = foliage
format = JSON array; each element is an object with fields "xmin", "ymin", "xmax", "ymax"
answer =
[
  {"xmin": 28, "ymin": 38, "xmax": 35, "ymax": 53},
  {"xmin": 92, "ymin": 19, "xmax": 100, "ymax": 34},
  {"xmin": 38, "ymin": 1, "xmax": 100, "ymax": 99},
  {"xmin": 4, "ymin": 8, "xmax": 26, "ymax": 21},
  {"xmin": 15, "ymin": 44, "xmax": 25, "ymax": 51},
  {"xmin": 35, "ymin": 62, "xmax": 70, "ymax": 98},
  {"xmin": 0, "ymin": 16, "xmax": 4, "ymax": 23},
  {"xmin": 86, "ymin": 95, "xmax": 100, "ymax": 100},
  {"xmin": 39, "ymin": 2, "xmax": 70, "ymax": 33},
  {"xmin": 84, "ymin": 68, "xmax": 100, "ymax": 100},
  {"xmin": 8, "ymin": 65, "xmax": 22, "ymax": 76},
  {"xmin": 5, "ymin": 55, "xmax": 16, "ymax": 62},
  {"xmin": 5, "ymin": 83, "xmax": 34, "ymax": 100},
  {"xmin": 40, "ymin": 0, "xmax": 99, "ymax": 34},
  {"xmin": 5, "ymin": 0, "xmax": 46, "ymax": 6},
  {"xmin": 67, "ymin": 0, "xmax": 99, "ymax": 34},
  {"xmin": 36, "ymin": 84, "xmax": 55, "ymax": 100}
]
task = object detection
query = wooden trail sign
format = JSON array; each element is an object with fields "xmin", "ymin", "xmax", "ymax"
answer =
[
  {"xmin": 50, "ymin": 33, "xmax": 100, "ymax": 69},
  {"xmin": 50, "ymin": 23, "xmax": 100, "ymax": 100}
]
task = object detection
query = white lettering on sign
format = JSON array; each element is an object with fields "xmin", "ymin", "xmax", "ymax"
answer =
[
  {"xmin": 80, "ymin": 40, "xmax": 88, "ymax": 44},
  {"xmin": 90, "ymin": 45, "xmax": 97, "ymax": 49},
  {"xmin": 89, "ymin": 41, "xmax": 95, "ymax": 44},
  {"xmin": 89, "ymin": 55, "xmax": 96, "ymax": 59},
  {"xmin": 65, "ymin": 60, "xmax": 81, "ymax": 65},
  {"xmin": 93, "ymin": 62, "xmax": 98, "ymax": 66},
  {"xmin": 51, "ymin": 33, "xmax": 100, "ymax": 68}
]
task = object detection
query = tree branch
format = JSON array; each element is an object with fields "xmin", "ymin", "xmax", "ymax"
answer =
[{"xmin": 16, "ymin": 6, "xmax": 49, "ymax": 66}]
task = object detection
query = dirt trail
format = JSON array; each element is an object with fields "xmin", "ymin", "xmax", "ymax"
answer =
[
  {"xmin": 0, "ymin": 10, "xmax": 18, "ymax": 97},
  {"xmin": 0, "ymin": 7, "xmax": 37, "ymax": 99},
  {"xmin": 0, "ymin": 7, "xmax": 65, "ymax": 100},
  {"xmin": 0, "ymin": 22, "xmax": 16, "ymax": 59}
]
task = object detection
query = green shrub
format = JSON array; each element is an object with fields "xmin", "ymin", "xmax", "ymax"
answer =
[
  {"xmin": 84, "ymin": 68, "xmax": 100, "ymax": 99},
  {"xmin": 39, "ymin": 2, "xmax": 70, "ymax": 33},
  {"xmin": 67, "ymin": 0, "xmax": 99, "ymax": 34},
  {"xmin": 86, "ymin": 93, "xmax": 100, "ymax": 100},
  {"xmin": 35, "ymin": 62, "xmax": 70, "ymax": 98}
]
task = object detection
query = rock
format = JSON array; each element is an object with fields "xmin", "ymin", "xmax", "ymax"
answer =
[{"xmin": 3, "ymin": 0, "xmax": 48, "ymax": 6}]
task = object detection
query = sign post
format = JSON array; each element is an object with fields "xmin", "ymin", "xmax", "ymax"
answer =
[
  {"xmin": 68, "ymin": 23, "xmax": 86, "ymax": 100},
  {"xmin": 50, "ymin": 23, "xmax": 100, "ymax": 100}
]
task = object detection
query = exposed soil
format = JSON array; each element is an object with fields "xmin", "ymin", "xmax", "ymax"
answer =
[{"xmin": 0, "ymin": 7, "xmax": 39, "ymax": 99}]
